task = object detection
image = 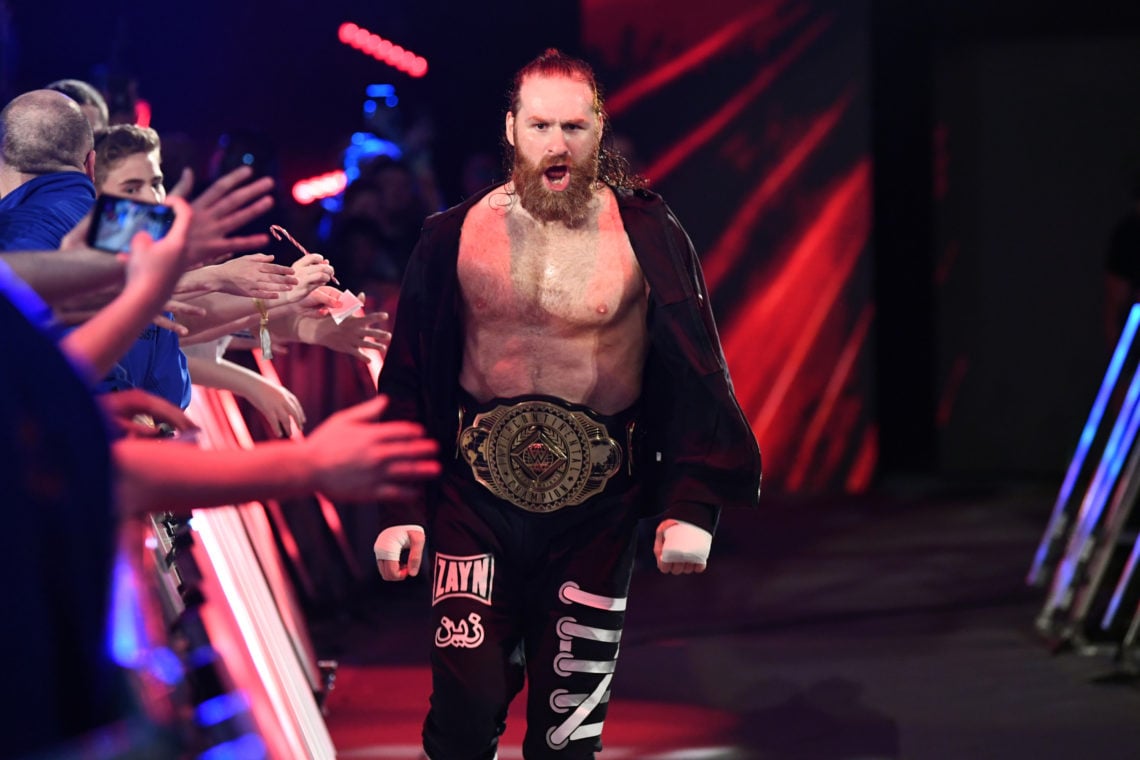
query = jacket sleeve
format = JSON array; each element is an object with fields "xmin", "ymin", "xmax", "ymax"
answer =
[
  {"xmin": 374, "ymin": 221, "xmax": 438, "ymax": 528},
  {"xmin": 378, "ymin": 225, "xmax": 431, "ymax": 422},
  {"xmin": 640, "ymin": 201, "xmax": 763, "ymax": 535}
]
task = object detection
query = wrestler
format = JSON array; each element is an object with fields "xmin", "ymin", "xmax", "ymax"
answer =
[{"xmin": 374, "ymin": 49, "xmax": 761, "ymax": 759}]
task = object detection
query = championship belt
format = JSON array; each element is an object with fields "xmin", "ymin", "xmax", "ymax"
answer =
[{"xmin": 457, "ymin": 400, "xmax": 623, "ymax": 513}]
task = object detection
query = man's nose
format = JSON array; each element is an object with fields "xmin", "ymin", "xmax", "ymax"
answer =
[{"xmin": 546, "ymin": 128, "xmax": 568, "ymax": 153}]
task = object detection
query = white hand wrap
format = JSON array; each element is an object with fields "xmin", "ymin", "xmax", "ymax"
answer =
[
  {"xmin": 660, "ymin": 520, "xmax": 713, "ymax": 565},
  {"xmin": 373, "ymin": 525, "xmax": 424, "ymax": 561}
]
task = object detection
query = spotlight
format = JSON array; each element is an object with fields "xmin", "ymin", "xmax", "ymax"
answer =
[
  {"xmin": 337, "ymin": 21, "xmax": 428, "ymax": 78},
  {"xmin": 292, "ymin": 170, "xmax": 348, "ymax": 205}
]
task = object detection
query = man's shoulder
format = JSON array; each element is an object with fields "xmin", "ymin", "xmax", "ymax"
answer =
[
  {"xmin": 0, "ymin": 172, "xmax": 95, "ymax": 251},
  {"xmin": 612, "ymin": 184, "xmax": 665, "ymax": 210},
  {"xmin": 423, "ymin": 184, "xmax": 502, "ymax": 233},
  {"xmin": 4, "ymin": 171, "xmax": 94, "ymax": 201},
  {"xmin": 612, "ymin": 184, "xmax": 684, "ymax": 239},
  {"xmin": 0, "ymin": 171, "xmax": 94, "ymax": 216}
]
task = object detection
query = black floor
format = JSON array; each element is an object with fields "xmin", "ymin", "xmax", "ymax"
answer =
[{"xmin": 311, "ymin": 479, "xmax": 1140, "ymax": 759}]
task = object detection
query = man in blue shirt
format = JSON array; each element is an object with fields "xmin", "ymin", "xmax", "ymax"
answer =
[
  {"xmin": 0, "ymin": 89, "xmax": 192, "ymax": 406},
  {"xmin": 0, "ymin": 89, "xmax": 96, "ymax": 251}
]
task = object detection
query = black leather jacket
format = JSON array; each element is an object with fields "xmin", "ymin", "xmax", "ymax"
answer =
[{"xmin": 378, "ymin": 185, "xmax": 762, "ymax": 534}]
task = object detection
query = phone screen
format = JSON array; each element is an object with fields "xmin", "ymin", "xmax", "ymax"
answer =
[{"xmin": 86, "ymin": 195, "xmax": 176, "ymax": 253}]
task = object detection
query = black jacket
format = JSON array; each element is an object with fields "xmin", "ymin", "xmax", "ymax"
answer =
[{"xmin": 377, "ymin": 185, "xmax": 762, "ymax": 534}]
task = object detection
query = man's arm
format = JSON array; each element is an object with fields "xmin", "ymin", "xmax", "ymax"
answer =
[
  {"xmin": 112, "ymin": 395, "xmax": 440, "ymax": 517},
  {"xmin": 173, "ymin": 253, "xmax": 298, "ymax": 299},
  {"xmin": 5, "ymin": 164, "xmax": 279, "ymax": 311},
  {"xmin": 186, "ymin": 354, "xmax": 306, "ymax": 437},
  {"xmin": 622, "ymin": 195, "xmax": 761, "ymax": 575},
  {"xmin": 0, "ymin": 248, "xmax": 124, "ymax": 304},
  {"xmin": 176, "ymin": 253, "xmax": 336, "ymax": 334}
]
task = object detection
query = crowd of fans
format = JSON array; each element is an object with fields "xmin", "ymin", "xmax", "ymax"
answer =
[{"xmin": 0, "ymin": 79, "xmax": 446, "ymax": 754}]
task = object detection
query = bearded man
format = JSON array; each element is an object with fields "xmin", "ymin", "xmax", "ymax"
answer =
[{"xmin": 373, "ymin": 49, "xmax": 762, "ymax": 759}]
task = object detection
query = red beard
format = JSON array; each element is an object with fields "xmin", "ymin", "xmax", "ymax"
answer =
[{"xmin": 512, "ymin": 147, "xmax": 600, "ymax": 227}]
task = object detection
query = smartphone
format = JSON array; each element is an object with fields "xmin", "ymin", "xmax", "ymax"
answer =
[{"xmin": 86, "ymin": 194, "xmax": 176, "ymax": 253}]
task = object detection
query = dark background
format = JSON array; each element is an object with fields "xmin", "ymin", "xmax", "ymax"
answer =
[
  {"xmin": 0, "ymin": 0, "xmax": 582, "ymax": 202},
  {"xmin": 872, "ymin": 0, "xmax": 1140, "ymax": 483},
  {"xmin": 5, "ymin": 0, "xmax": 1140, "ymax": 493}
]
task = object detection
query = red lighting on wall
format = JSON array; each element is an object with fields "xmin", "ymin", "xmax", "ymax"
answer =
[
  {"xmin": 292, "ymin": 170, "xmax": 347, "ymax": 205},
  {"xmin": 134, "ymin": 99, "xmax": 152, "ymax": 128},
  {"xmin": 337, "ymin": 22, "xmax": 428, "ymax": 78}
]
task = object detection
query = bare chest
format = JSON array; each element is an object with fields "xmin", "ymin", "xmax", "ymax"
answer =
[{"xmin": 457, "ymin": 194, "xmax": 643, "ymax": 327}]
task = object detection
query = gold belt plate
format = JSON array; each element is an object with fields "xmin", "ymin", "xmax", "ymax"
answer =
[{"xmin": 458, "ymin": 400, "xmax": 623, "ymax": 512}]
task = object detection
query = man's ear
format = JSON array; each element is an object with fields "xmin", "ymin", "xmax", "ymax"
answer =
[
  {"xmin": 83, "ymin": 150, "xmax": 96, "ymax": 182},
  {"xmin": 505, "ymin": 112, "xmax": 515, "ymax": 147}
]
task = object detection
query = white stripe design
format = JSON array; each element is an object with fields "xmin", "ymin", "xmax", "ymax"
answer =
[
  {"xmin": 553, "ymin": 651, "xmax": 616, "ymax": 676},
  {"xmin": 548, "ymin": 687, "xmax": 611, "ymax": 714},
  {"xmin": 546, "ymin": 582, "xmax": 626, "ymax": 750},
  {"xmin": 546, "ymin": 674, "xmax": 613, "ymax": 749},
  {"xmin": 559, "ymin": 581, "xmax": 627, "ymax": 611},
  {"xmin": 557, "ymin": 617, "xmax": 623, "ymax": 643}
]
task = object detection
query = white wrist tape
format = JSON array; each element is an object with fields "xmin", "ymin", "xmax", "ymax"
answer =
[
  {"xmin": 660, "ymin": 520, "xmax": 712, "ymax": 565},
  {"xmin": 373, "ymin": 525, "xmax": 424, "ymax": 561}
]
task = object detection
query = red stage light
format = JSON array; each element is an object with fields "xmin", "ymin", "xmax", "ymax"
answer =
[
  {"xmin": 134, "ymin": 98, "xmax": 152, "ymax": 128},
  {"xmin": 291, "ymin": 170, "xmax": 347, "ymax": 205},
  {"xmin": 337, "ymin": 21, "xmax": 428, "ymax": 78}
]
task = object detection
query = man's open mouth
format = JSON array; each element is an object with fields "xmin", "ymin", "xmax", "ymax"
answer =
[{"xmin": 544, "ymin": 164, "xmax": 570, "ymax": 190}]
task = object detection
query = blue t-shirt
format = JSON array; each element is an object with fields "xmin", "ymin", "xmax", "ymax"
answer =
[
  {"xmin": 0, "ymin": 172, "xmax": 192, "ymax": 407},
  {"xmin": 95, "ymin": 317, "xmax": 193, "ymax": 409},
  {"xmin": 0, "ymin": 171, "xmax": 96, "ymax": 251}
]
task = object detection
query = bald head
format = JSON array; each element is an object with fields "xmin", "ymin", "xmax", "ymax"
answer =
[{"xmin": 0, "ymin": 89, "xmax": 94, "ymax": 175}]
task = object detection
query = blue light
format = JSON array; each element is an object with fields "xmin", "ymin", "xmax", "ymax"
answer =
[
  {"xmin": 1029, "ymin": 304, "xmax": 1140, "ymax": 583},
  {"xmin": 386, "ymin": 94, "xmax": 399, "ymax": 108},
  {"xmin": 197, "ymin": 733, "xmax": 267, "ymax": 760},
  {"xmin": 1046, "ymin": 355, "xmax": 1140, "ymax": 613},
  {"xmin": 363, "ymin": 100, "xmax": 377, "ymax": 115},
  {"xmin": 1103, "ymin": 533, "xmax": 1140, "ymax": 628},
  {"xmin": 366, "ymin": 83, "xmax": 395, "ymax": 99},
  {"xmin": 343, "ymin": 131, "xmax": 403, "ymax": 184},
  {"xmin": 148, "ymin": 646, "xmax": 185, "ymax": 686},
  {"xmin": 241, "ymin": 153, "xmax": 255, "ymax": 166},
  {"xmin": 195, "ymin": 691, "xmax": 249, "ymax": 727},
  {"xmin": 187, "ymin": 644, "xmax": 219, "ymax": 668},
  {"xmin": 107, "ymin": 550, "xmax": 143, "ymax": 669},
  {"xmin": 107, "ymin": 557, "xmax": 186, "ymax": 685}
]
